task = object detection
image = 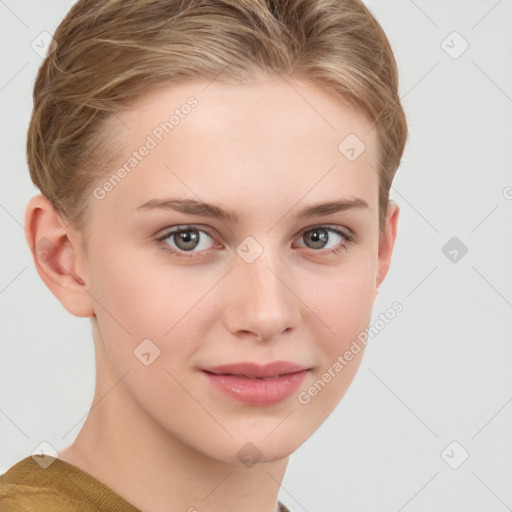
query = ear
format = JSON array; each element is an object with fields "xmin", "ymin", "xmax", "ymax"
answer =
[
  {"xmin": 24, "ymin": 194, "xmax": 94, "ymax": 317},
  {"xmin": 375, "ymin": 200, "xmax": 400, "ymax": 297}
]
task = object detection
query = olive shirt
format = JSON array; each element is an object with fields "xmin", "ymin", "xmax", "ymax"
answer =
[{"xmin": 0, "ymin": 456, "xmax": 292, "ymax": 512}]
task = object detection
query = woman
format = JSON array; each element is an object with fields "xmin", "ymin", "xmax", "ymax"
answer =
[{"xmin": 0, "ymin": 0, "xmax": 407, "ymax": 510}]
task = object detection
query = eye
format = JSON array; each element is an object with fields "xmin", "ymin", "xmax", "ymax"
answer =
[
  {"xmin": 156, "ymin": 225, "xmax": 215, "ymax": 257},
  {"xmin": 295, "ymin": 226, "xmax": 353, "ymax": 256},
  {"xmin": 156, "ymin": 224, "xmax": 354, "ymax": 258}
]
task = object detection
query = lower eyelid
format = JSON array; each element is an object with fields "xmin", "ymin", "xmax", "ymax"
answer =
[
  {"xmin": 157, "ymin": 227, "xmax": 215, "ymax": 250},
  {"xmin": 157, "ymin": 225, "xmax": 353, "ymax": 255}
]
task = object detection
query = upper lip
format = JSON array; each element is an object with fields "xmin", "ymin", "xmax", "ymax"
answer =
[{"xmin": 202, "ymin": 361, "xmax": 309, "ymax": 378}]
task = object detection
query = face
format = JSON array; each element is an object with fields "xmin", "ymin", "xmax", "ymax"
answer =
[{"xmin": 71, "ymin": 75, "xmax": 395, "ymax": 464}]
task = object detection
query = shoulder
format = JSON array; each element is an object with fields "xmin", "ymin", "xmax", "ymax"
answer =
[
  {"xmin": 0, "ymin": 455, "xmax": 76, "ymax": 511},
  {"xmin": 0, "ymin": 454, "xmax": 139, "ymax": 511}
]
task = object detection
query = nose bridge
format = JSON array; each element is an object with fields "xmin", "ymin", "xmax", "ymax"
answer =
[{"xmin": 229, "ymin": 243, "xmax": 299, "ymax": 339}]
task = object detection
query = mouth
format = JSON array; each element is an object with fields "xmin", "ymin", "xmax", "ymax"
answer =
[
  {"xmin": 203, "ymin": 373, "xmax": 294, "ymax": 380},
  {"xmin": 202, "ymin": 361, "xmax": 310, "ymax": 379},
  {"xmin": 200, "ymin": 361, "xmax": 311, "ymax": 407}
]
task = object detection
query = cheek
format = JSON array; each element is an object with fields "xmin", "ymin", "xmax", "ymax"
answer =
[
  {"xmin": 84, "ymin": 245, "xmax": 163, "ymax": 355},
  {"xmin": 295, "ymin": 260, "xmax": 376, "ymax": 412},
  {"xmin": 88, "ymin": 242, "xmax": 171, "ymax": 327},
  {"xmin": 307, "ymin": 255, "xmax": 376, "ymax": 338},
  {"xmin": 87, "ymin": 247, "xmax": 208, "ymax": 363}
]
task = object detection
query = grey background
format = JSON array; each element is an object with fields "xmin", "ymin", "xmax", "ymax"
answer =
[{"xmin": 1, "ymin": 1, "xmax": 511, "ymax": 511}]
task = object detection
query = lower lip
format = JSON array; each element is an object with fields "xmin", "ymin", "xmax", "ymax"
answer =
[{"xmin": 202, "ymin": 370, "xmax": 310, "ymax": 407}]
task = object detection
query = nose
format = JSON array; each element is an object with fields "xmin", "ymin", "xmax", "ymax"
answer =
[{"xmin": 224, "ymin": 246, "xmax": 301, "ymax": 342}]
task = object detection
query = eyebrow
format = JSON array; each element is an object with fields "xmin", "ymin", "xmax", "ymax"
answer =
[{"xmin": 136, "ymin": 197, "xmax": 369, "ymax": 223}]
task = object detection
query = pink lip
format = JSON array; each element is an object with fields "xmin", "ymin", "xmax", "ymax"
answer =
[{"xmin": 201, "ymin": 361, "xmax": 310, "ymax": 407}]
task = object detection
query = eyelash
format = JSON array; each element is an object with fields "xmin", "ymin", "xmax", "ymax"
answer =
[{"xmin": 155, "ymin": 224, "xmax": 355, "ymax": 259}]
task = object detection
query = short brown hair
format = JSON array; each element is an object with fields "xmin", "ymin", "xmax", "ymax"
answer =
[{"xmin": 27, "ymin": 0, "xmax": 407, "ymax": 239}]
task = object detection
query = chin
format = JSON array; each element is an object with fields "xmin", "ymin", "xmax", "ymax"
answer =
[{"xmin": 219, "ymin": 426, "xmax": 306, "ymax": 466}]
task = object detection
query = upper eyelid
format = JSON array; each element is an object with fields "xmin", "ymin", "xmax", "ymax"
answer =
[
  {"xmin": 157, "ymin": 224, "xmax": 215, "ymax": 239},
  {"xmin": 156, "ymin": 223, "xmax": 353, "ymax": 245},
  {"xmin": 157, "ymin": 223, "xmax": 351, "ymax": 235}
]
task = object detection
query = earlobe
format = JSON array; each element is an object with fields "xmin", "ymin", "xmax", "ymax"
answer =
[
  {"xmin": 24, "ymin": 194, "xmax": 94, "ymax": 318},
  {"xmin": 375, "ymin": 201, "xmax": 400, "ymax": 294}
]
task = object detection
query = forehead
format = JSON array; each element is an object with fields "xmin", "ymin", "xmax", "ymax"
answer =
[
  {"xmin": 93, "ymin": 76, "xmax": 379, "ymax": 223},
  {"xmin": 121, "ymin": 76, "xmax": 376, "ymax": 154}
]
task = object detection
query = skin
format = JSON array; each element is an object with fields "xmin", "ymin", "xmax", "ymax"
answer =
[{"xmin": 25, "ymin": 74, "xmax": 399, "ymax": 512}]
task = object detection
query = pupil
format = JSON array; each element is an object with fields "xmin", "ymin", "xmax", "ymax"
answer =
[
  {"xmin": 176, "ymin": 230, "xmax": 199, "ymax": 250},
  {"xmin": 310, "ymin": 229, "xmax": 327, "ymax": 248}
]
